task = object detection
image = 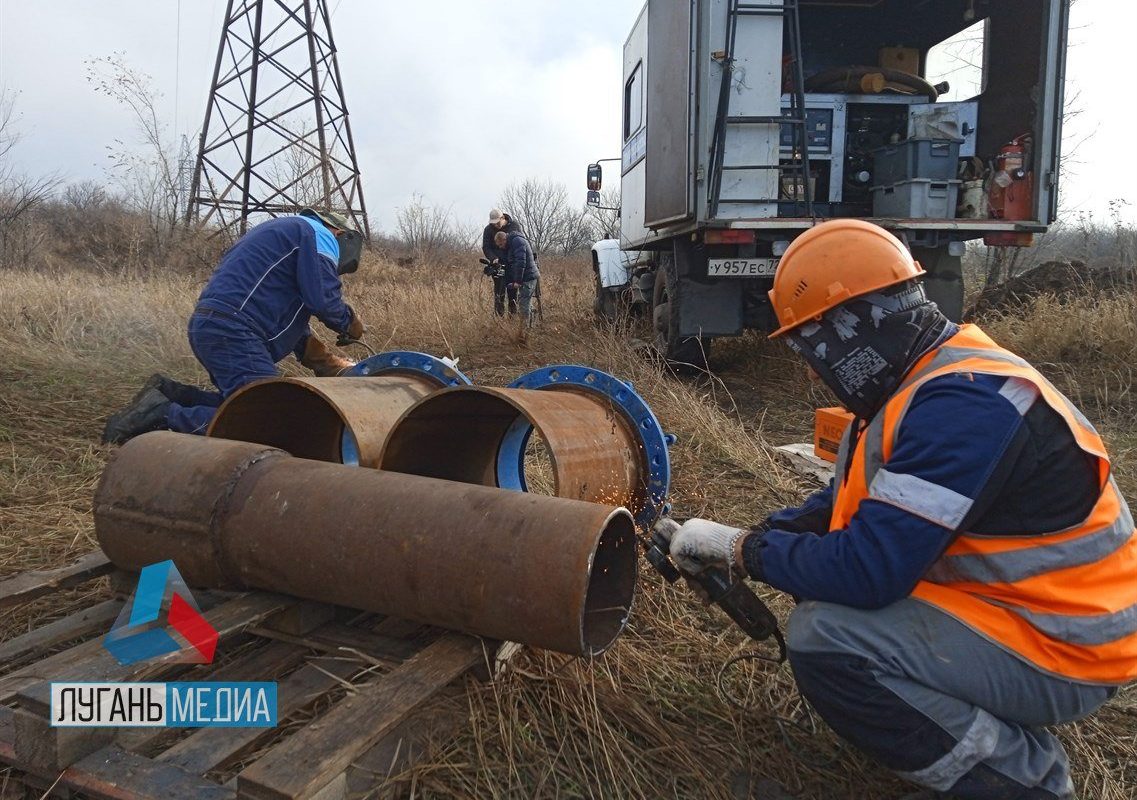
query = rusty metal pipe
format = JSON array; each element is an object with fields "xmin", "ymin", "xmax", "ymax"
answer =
[
  {"xmin": 207, "ymin": 376, "xmax": 439, "ymax": 467},
  {"xmin": 380, "ymin": 386, "xmax": 650, "ymax": 516},
  {"xmin": 94, "ymin": 432, "xmax": 637, "ymax": 656}
]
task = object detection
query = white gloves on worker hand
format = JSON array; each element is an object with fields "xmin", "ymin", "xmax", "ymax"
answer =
[{"xmin": 668, "ymin": 518, "xmax": 747, "ymax": 575}]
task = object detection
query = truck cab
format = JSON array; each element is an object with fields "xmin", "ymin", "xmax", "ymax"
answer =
[{"xmin": 589, "ymin": 0, "xmax": 1069, "ymax": 367}]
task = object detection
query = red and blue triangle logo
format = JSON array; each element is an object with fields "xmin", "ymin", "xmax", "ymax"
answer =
[{"xmin": 103, "ymin": 560, "xmax": 219, "ymax": 666}]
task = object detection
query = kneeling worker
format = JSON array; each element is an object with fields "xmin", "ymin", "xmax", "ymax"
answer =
[
  {"xmin": 667, "ymin": 220, "xmax": 1136, "ymax": 799},
  {"xmin": 102, "ymin": 209, "xmax": 366, "ymax": 444}
]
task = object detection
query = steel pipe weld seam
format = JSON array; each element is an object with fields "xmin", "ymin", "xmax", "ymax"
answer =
[{"xmin": 95, "ymin": 431, "xmax": 637, "ymax": 656}]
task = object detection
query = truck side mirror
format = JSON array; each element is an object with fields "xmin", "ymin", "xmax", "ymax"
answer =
[
  {"xmin": 587, "ymin": 190, "xmax": 601, "ymax": 207},
  {"xmin": 587, "ymin": 163, "xmax": 603, "ymax": 191}
]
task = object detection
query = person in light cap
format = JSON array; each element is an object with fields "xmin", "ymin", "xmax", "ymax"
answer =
[
  {"xmin": 662, "ymin": 219, "xmax": 1136, "ymax": 799},
  {"xmin": 481, "ymin": 209, "xmax": 523, "ymax": 316}
]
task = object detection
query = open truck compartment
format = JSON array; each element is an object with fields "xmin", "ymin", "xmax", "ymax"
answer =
[
  {"xmin": 591, "ymin": 0, "xmax": 1070, "ymax": 363},
  {"xmin": 619, "ymin": 0, "xmax": 1068, "ymax": 250}
]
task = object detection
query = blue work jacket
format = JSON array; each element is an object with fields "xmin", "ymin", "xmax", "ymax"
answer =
[{"xmin": 196, "ymin": 216, "xmax": 354, "ymax": 362}]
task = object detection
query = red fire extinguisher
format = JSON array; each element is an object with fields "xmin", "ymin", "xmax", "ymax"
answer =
[
  {"xmin": 988, "ymin": 134, "xmax": 1033, "ymax": 221},
  {"xmin": 985, "ymin": 134, "xmax": 1034, "ymax": 246}
]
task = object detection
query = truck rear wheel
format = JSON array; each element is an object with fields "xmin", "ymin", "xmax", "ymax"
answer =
[{"xmin": 652, "ymin": 265, "xmax": 709, "ymax": 370}]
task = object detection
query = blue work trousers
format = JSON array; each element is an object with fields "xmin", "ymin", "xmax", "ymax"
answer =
[
  {"xmin": 165, "ymin": 312, "xmax": 279, "ymax": 434},
  {"xmin": 787, "ymin": 598, "xmax": 1115, "ymax": 799}
]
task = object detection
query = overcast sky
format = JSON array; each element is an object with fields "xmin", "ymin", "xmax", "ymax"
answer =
[{"xmin": 0, "ymin": 0, "xmax": 1133, "ymax": 232}]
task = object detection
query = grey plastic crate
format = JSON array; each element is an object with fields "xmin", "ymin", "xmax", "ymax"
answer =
[
  {"xmin": 872, "ymin": 179, "xmax": 960, "ymax": 219},
  {"xmin": 873, "ymin": 138, "xmax": 962, "ymax": 185}
]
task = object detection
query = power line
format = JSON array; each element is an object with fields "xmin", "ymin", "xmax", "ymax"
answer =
[{"xmin": 173, "ymin": 0, "xmax": 182, "ymax": 136}]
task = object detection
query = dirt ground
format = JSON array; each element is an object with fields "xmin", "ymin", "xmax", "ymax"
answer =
[{"xmin": 1, "ymin": 254, "xmax": 1135, "ymax": 798}]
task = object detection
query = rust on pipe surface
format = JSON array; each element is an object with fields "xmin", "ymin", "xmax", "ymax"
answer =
[
  {"xmin": 380, "ymin": 387, "xmax": 648, "ymax": 514},
  {"xmin": 94, "ymin": 432, "xmax": 637, "ymax": 656},
  {"xmin": 206, "ymin": 376, "xmax": 437, "ymax": 467}
]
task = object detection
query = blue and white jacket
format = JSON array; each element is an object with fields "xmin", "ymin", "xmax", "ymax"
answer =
[{"xmin": 195, "ymin": 216, "xmax": 353, "ymax": 362}]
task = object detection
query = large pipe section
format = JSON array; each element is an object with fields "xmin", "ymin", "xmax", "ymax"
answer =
[
  {"xmin": 94, "ymin": 432, "xmax": 637, "ymax": 656},
  {"xmin": 207, "ymin": 351, "xmax": 470, "ymax": 467},
  {"xmin": 381, "ymin": 366, "xmax": 672, "ymax": 528}
]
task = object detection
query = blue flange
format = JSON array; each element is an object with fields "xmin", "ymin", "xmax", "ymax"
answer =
[
  {"xmin": 342, "ymin": 350, "xmax": 471, "ymax": 387},
  {"xmin": 339, "ymin": 351, "xmax": 472, "ymax": 465},
  {"xmin": 508, "ymin": 365, "xmax": 674, "ymax": 529}
]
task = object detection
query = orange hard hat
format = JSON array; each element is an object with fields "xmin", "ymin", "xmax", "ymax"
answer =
[{"xmin": 767, "ymin": 219, "xmax": 925, "ymax": 338}]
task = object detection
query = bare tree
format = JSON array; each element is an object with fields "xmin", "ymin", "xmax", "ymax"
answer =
[
  {"xmin": 556, "ymin": 206, "xmax": 598, "ymax": 255},
  {"xmin": 498, "ymin": 178, "xmax": 594, "ymax": 256},
  {"xmin": 0, "ymin": 91, "xmax": 59, "ymax": 268},
  {"xmin": 394, "ymin": 194, "xmax": 462, "ymax": 260},
  {"xmin": 63, "ymin": 180, "xmax": 109, "ymax": 212},
  {"xmin": 450, "ymin": 220, "xmax": 482, "ymax": 253},
  {"xmin": 86, "ymin": 54, "xmax": 194, "ymax": 255},
  {"xmin": 0, "ymin": 91, "xmax": 18, "ymax": 164}
]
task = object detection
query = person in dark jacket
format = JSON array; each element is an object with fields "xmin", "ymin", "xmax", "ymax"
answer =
[
  {"xmin": 494, "ymin": 229, "xmax": 539, "ymax": 333},
  {"xmin": 101, "ymin": 209, "xmax": 367, "ymax": 444},
  {"xmin": 481, "ymin": 208, "xmax": 522, "ymax": 316}
]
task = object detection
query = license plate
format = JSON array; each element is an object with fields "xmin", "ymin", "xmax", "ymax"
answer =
[{"xmin": 707, "ymin": 258, "xmax": 778, "ymax": 277}]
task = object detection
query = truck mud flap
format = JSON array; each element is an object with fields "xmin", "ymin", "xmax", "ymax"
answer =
[{"xmin": 666, "ymin": 242, "xmax": 744, "ymax": 338}]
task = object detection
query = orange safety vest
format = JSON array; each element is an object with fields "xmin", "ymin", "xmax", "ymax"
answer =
[{"xmin": 831, "ymin": 324, "xmax": 1137, "ymax": 684}]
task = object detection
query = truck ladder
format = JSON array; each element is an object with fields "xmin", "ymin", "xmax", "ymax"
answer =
[{"xmin": 708, "ymin": 0, "xmax": 814, "ymax": 218}]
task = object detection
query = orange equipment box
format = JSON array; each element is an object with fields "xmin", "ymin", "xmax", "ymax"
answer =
[{"xmin": 814, "ymin": 407, "xmax": 854, "ymax": 463}]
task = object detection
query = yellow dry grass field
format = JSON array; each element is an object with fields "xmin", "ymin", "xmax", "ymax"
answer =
[{"xmin": 2, "ymin": 253, "xmax": 1136, "ymax": 798}]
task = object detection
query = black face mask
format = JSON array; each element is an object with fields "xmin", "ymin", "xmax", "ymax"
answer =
[
  {"xmin": 336, "ymin": 230, "xmax": 363, "ymax": 275},
  {"xmin": 785, "ymin": 281, "xmax": 953, "ymax": 419}
]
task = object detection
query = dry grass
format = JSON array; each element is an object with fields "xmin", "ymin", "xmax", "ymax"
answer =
[{"xmin": 1, "ymin": 252, "xmax": 1135, "ymax": 798}]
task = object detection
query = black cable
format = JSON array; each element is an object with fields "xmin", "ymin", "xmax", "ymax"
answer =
[
  {"xmin": 716, "ymin": 633, "xmax": 844, "ymax": 770},
  {"xmin": 336, "ymin": 337, "xmax": 376, "ymax": 356}
]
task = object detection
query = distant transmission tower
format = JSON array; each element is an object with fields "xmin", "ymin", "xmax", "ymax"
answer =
[{"xmin": 187, "ymin": 0, "xmax": 370, "ymax": 237}]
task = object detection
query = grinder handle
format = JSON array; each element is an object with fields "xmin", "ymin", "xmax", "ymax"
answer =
[{"xmin": 702, "ymin": 567, "xmax": 782, "ymax": 644}]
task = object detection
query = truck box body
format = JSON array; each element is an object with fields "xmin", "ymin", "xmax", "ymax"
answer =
[
  {"xmin": 602, "ymin": 0, "xmax": 1070, "ymax": 362},
  {"xmin": 619, "ymin": 0, "xmax": 1068, "ymax": 249}
]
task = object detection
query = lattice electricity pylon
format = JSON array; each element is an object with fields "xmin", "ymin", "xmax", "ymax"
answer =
[{"xmin": 186, "ymin": 0, "xmax": 370, "ymax": 238}]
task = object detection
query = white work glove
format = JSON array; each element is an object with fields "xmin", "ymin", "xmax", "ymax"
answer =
[{"xmin": 668, "ymin": 518, "xmax": 747, "ymax": 576}]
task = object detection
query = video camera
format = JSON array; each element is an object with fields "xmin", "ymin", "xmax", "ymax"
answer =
[{"xmin": 479, "ymin": 257, "xmax": 505, "ymax": 279}]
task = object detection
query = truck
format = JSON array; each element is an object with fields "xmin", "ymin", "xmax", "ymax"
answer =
[{"xmin": 587, "ymin": 0, "xmax": 1070, "ymax": 367}]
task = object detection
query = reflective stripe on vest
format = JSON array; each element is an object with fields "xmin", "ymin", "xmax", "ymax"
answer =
[{"xmin": 830, "ymin": 324, "xmax": 1137, "ymax": 684}]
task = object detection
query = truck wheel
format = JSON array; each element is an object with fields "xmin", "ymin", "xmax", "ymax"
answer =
[
  {"xmin": 652, "ymin": 266, "xmax": 709, "ymax": 370},
  {"xmin": 912, "ymin": 247, "xmax": 964, "ymax": 322}
]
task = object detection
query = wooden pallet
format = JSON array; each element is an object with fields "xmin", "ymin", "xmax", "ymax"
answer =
[{"xmin": 0, "ymin": 552, "xmax": 506, "ymax": 800}]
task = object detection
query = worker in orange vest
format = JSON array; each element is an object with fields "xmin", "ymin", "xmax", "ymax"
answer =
[{"xmin": 666, "ymin": 220, "xmax": 1136, "ymax": 799}]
